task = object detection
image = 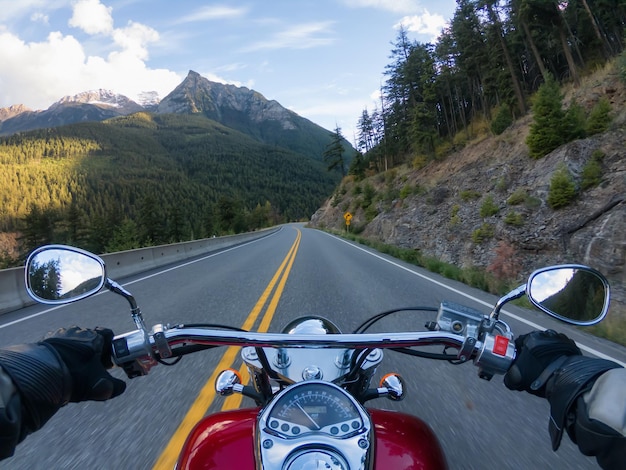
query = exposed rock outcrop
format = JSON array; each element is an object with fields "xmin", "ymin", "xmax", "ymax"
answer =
[{"xmin": 311, "ymin": 70, "xmax": 626, "ymax": 318}]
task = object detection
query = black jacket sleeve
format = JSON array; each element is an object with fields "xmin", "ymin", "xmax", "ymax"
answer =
[
  {"xmin": 565, "ymin": 368, "xmax": 626, "ymax": 470},
  {"xmin": 0, "ymin": 367, "xmax": 22, "ymax": 459},
  {"xmin": 0, "ymin": 344, "xmax": 71, "ymax": 459}
]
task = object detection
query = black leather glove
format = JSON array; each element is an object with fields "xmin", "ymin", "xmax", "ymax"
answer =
[
  {"xmin": 504, "ymin": 329, "xmax": 581, "ymax": 397},
  {"xmin": 504, "ymin": 329, "xmax": 622, "ymax": 451},
  {"xmin": 41, "ymin": 326, "xmax": 126, "ymax": 402},
  {"xmin": 0, "ymin": 326, "xmax": 126, "ymax": 448}
]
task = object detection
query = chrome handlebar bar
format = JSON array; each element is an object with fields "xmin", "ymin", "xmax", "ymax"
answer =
[{"xmin": 112, "ymin": 325, "xmax": 516, "ymax": 380}]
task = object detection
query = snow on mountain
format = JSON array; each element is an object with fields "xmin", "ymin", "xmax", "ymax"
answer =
[
  {"xmin": 136, "ymin": 91, "xmax": 160, "ymax": 108},
  {"xmin": 53, "ymin": 89, "xmax": 144, "ymax": 114}
]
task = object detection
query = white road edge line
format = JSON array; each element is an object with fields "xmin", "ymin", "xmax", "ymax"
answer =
[
  {"xmin": 324, "ymin": 231, "xmax": 626, "ymax": 367},
  {"xmin": 0, "ymin": 228, "xmax": 282, "ymax": 330}
]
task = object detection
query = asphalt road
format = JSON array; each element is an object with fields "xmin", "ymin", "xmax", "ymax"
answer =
[{"xmin": 0, "ymin": 224, "xmax": 624, "ymax": 469}]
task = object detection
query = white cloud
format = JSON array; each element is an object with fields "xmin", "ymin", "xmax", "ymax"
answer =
[
  {"xmin": 175, "ymin": 5, "xmax": 249, "ymax": 23},
  {"xmin": 0, "ymin": 0, "xmax": 65, "ymax": 22},
  {"xmin": 341, "ymin": 0, "xmax": 421, "ymax": 14},
  {"xmin": 242, "ymin": 21, "xmax": 335, "ymax": 52},
  {"xmin": 369, "ymin": 88, "xmax": 382, "ymax": 105},
  {"xmin": 30, "ymin": 11, "xmax": 49, "ymax": 24},
  {"xmin": 112, "ymin": 21, "xmax": 159, "ymax": 60},
  {"xmin": 199, "ymin": 70, "xmax": 254, "ymax": 90},
  {"xmin": 0, "ymin": 31, "xmax": 87, "ymax": 107},
  {"xmin": 395, "ymin": 11, "xmax": 447, "ymax": 41},
  {"xmin": 214, "ymin": 62, "xmax": 248, "ymax": 73},
  {"xmin": 0, "ymin": 0, "xmax": 187, "ymax": 109},
  {"xmin": 0, "ymin": 29, "xmax": 181, "ymax": 109},
  {"xmin": 68, "ymin": 0, "xmax": 113, "ymax": 35}
]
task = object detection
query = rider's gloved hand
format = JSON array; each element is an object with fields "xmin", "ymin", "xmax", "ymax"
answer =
[
  {"xmin": 0, "ymin": 326, "xmax": 126, "ymax": 447},
  {"xmin": 504, "ymin": 329, "xmax": 581, "ymax": 397},
  {"xmin": 504, "ymin": 329, "xmax": 622, "ymax": 451},
  {"xmin": 41, "ymin": 326, "xmax": 126, "ymax": 402}
]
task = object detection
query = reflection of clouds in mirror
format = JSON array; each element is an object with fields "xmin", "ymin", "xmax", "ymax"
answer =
[
  {"xmin": 35, "ymin": 250, "xmax": 102, "ymax": 295},
  {"xmin": 531, "ymin": 269, "xmax": 575, "ymax": 302}
]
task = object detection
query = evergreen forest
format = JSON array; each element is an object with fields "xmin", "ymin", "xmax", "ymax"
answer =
[
  {"xmin": 351, "ymin": 0, "xmax": 625, "ymax": 174},
  {"xmin": 0, "ymin": 112, "xmax": 341, "ymax": 265},
  {"xmin": 2, "ymin": 0, "xmax": 625, "ymax": 269}
]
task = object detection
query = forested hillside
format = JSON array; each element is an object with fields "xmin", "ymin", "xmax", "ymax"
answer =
[
  {"xmin": 351, "ymin": 0, "xmax": 624, "ymax": 171},
  {"xmin": 311, "ymin": 0, "xmax": 626, "ymax": 343},
  {"xmin": 0, "ymin": 112, "xmax": 341, "ymax": 264},
  {"xmin": 157, "ymin": 71, "xmax": 348, "ymax": 163}
]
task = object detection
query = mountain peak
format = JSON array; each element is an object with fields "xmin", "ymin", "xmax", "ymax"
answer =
[
  {"xmin": 0, "ymin": 91, "xmax": 143, "ymax": 136},
  {"xmin": 53, "ymin": 89, "xmax": 143, "ymax": 113},
  {"xmin": 0, "ymin": 104, "xmax": 31, "ymax": 122},
  {"xmin": 157, "ymin": 71, "xmax": 296, "ymax": 130},
  {"xmin": 0, "ymin": 71, "xmax": 341, "ymax": 164}
]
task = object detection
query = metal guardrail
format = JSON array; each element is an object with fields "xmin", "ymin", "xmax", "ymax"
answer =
[{"xmin": 0, "ymin": 228, "xmax": 279, "ymax": 315}]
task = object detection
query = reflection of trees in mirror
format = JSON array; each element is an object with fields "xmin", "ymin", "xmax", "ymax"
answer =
[
  {"xmin": 28, "ymin": 258, "xmax": 62, "ymax": 300},
  {"xmin": 27, "ymin": 248, "xmax": 105, "ymax": 302},
  {"xmin": 61, "ymin": 277, "xmax": 102, "ymax": 300},
  {"xmin": 537, "ymin": 271, "xmax": 604, "ymax": 321}
]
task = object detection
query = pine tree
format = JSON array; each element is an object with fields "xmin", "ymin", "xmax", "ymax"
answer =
[
  {"xmin": 106, "ymin": 219, "xmax": 140, "ymax": 252},
  {"xmin": 526, "ymin": 77, "xmax": 566, "ymax": 158},
  {"xmin": 548, "ymin": 165, "xmax": 577, "ymax": 209},
  {"xmin": 586, "ymin": 98, "xmax": 612, "ymax": 135},
  {"xmin": 491, "ymin": 105, "xmax": 513, "ymax": 135},
  {"xmin": 323, "ymin": 126, "xmax": 346, "ymax": 176},
  {"xmin": 348, "ymin": 151, "xmax": 366, "ymax": 180}
]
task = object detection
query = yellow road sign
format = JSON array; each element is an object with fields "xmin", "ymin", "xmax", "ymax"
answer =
[{"xmin": 343, "ymin": 211, "xmax": 353, "ymax": 221}]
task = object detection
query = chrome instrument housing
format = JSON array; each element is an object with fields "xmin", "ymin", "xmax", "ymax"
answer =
[{"xmin": 256, "ymin": 380, "xmax": 373, "ymax": 470}]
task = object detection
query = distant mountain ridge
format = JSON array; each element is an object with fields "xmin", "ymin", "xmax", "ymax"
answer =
[
  {"xmin": 0, "ymin": 89, "xmax": 143, "ymax": 137},
  {"xmin": 0, "ymin": 111, "xmax": 343, "ymax": 260},
  {"xmin": 0, "ymin": 104, "xmax": 31, "ymax": 121},
  {"xmin": 0, "ymin": 72, "xmax": 351, "ymax": 260},
  {"xmin": 0, "ymin": 71, "xmax": 341, "ymax": 162},
  {"xmin": 53, "ymin": 89, "xmax": 145, "ymax": 113},
  {"xmin": 158, "ymin": 71, "xmax": 296, "ymax": 128}
]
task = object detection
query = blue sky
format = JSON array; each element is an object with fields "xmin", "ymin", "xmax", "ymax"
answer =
[{"xmin": 0, "ymin": 0, "xmax": 456, "ymax": 138}]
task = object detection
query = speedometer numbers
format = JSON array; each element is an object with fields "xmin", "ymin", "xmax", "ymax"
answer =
[
  {"xmin": 257, "ymin": 381, "xmax": 374, "ymax": 469},
  {"xmin": 269, "ymin": 386, "xmax": 362, "ymax": 437}
]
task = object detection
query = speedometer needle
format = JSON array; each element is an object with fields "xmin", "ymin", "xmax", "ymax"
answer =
[{"xmin": 296, "ymin": 402, "xmax": 320, "ymax": 429}]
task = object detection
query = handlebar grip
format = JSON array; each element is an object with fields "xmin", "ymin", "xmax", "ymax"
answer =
[{"xmin": 112, "ymin": 330, "xmax": 157, "ymax": 378}]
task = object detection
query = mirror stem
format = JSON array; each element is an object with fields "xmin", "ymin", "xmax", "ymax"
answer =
[
  {"xmin": 490, "ymin": 284, "xmax": 526, "ymax": 320},
  {"xmin": 105, "ymin": 279, "xmax": 148, "ymax": 333}
]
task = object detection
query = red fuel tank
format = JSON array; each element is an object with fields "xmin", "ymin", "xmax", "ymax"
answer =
[{"xmin": 177, "ymin": 408, "xmax": 447, "ymax": 469}]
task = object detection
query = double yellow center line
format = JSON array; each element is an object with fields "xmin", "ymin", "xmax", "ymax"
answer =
[{"xmin": 153, "ymin": 228, "xmax": 301, "ymax": 469}]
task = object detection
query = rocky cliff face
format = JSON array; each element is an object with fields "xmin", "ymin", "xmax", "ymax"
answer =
[
  {"xmin": 311, "ymin": 68, "xmax": 626, "ymax": 319},
  {"xmin": 0, "ymin": 104, "xmax": 31, "ymax": 122},
  {"xmin": 157, "ymin": 70, "xmax": 297, "ymax": 130},
  {"xmin": 155, "ymin": 70, "xmax": 340, "ymax": 161}
]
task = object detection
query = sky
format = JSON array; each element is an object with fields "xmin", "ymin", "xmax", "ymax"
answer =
[{"xmin": 0, "ymin": 0, "xmax": 456, "ymax": 140}]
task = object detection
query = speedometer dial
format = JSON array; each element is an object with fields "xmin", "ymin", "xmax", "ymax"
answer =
[
  {"xmin": 257, "ymin": 381, "xmax": 374, "ymax": 469},
  {"xmin": 266, "ymin": 382, "xmax": 364, "ymax": 438}
]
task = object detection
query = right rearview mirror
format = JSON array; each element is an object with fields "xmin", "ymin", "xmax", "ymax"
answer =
[{"xmin": 527, "ymin": 265, "xmax": 610, "ymax": 326}]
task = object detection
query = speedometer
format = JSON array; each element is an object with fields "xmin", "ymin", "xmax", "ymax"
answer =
[
  {"xmin": 257, "ymin": 381, "xmax": 373, "ymax": 469},
  {"xmin": 265, "ymin": 382, "xmax": 364, "ymax": 438}
]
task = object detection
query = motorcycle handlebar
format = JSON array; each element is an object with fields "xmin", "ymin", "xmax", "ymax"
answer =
[{"xmin": 112, "ymin": 326, "xmax": 516, "ymax": 380}]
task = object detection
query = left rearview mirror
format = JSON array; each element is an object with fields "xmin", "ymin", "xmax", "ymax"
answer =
[{"xmin": 25, "ymin": 245, "xmax": 106, "ymax": 304}]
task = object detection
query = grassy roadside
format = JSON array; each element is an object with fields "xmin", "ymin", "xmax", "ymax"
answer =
[{"xmin": 322, "ymin": 228, "xmax": 626, "ymax": 347}]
